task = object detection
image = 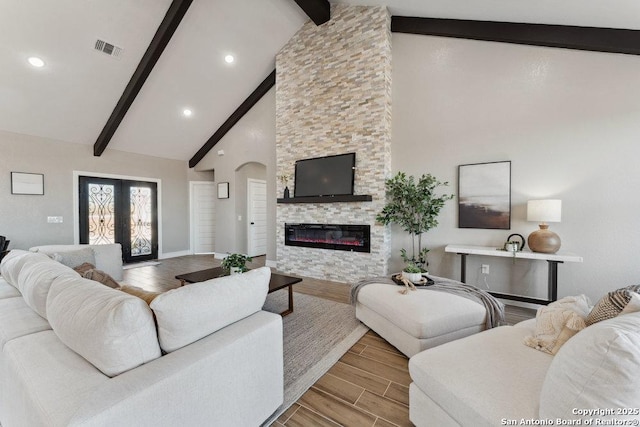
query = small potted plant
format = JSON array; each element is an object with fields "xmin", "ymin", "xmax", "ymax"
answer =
[
  {"xmin": 221, "ymin": 253, "xmax": 252, "ymax": 275},
  {"xmin": 402, "ymin": 263, "xmax": 423, "ymax": 284}
]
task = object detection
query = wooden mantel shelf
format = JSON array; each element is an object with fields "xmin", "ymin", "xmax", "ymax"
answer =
[{"xmin": 277, "ymin": 195, "xmax": 373, "ymax": 204}]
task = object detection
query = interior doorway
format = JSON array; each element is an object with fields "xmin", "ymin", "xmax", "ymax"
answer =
[
  {"xmin": 190, "ymin": 181, "xmax": 216, "ymax": 254},
  {"xmin": 78, "ymin": 176, "xmax": 158, "ymax": 263},
  {"xmin": 247, "ymin": 178, "xmax": 267, "ymax": 257},
  {"xmin": 235, "ymin": 162, "xmax": 267, "ymax": 256}
]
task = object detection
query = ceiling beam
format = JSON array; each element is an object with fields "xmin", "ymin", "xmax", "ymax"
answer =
[
  {"xmin": 391, "ymin": 16, "xmax": 640, "ymax": 56},
  {"xmin": 189, "ymin": 69, "xmax": 276, "ymax": 169},
  {"xmin": 294, "ymin": 0, "xmax": 330, "ymax": 26},
  {"xmin": 93, "ymin": 0, "xmax": 193, "ymax": 157}
]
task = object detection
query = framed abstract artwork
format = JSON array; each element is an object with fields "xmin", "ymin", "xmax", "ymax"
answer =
[
  {"xmin": 11, "ymin": 172, "xmax": 44, "ymax": 195},
  {"xmin": 458, "ymin": 161, "xmax": 511, "ymax": 229}
]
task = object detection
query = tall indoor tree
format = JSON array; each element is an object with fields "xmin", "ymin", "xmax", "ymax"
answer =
[{"xmin": 376, "ymin": 172, "xmax": 455, "ymax": 271}]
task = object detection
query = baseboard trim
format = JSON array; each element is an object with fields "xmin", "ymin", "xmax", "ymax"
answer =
[
  {"xmin": 500, "ymin": 299, "xmax": 542, "ymax": 310},
  {"xmin": 123, "ymin": 261, "xmax": 162, "ymax": 269},
  {"xmin": 159, "ymin": 250, "xmax": 192, "ymax": 259},
  {"xmin": 266, "ymin": 259, "xmax": 277, "ymax": 268}
]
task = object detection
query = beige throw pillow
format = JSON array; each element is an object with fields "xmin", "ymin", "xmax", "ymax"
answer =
[
  {"xmin": 120, "ymin": 285, "xmax": 162, "ymax": 305},
  {"xmin": 586, "ymin": 285, "xmax": 640, "ymax": 325},
  {"xmin": 524, "ymin": 295, "xmax": 590, "ymax": 355},
  {"xmin": 621, "ymin": 291, "xmax": 640, "ymax": 315},
  {"xmin": 73, "ymin": 263, "xmax": 120, "ymax": 289}
]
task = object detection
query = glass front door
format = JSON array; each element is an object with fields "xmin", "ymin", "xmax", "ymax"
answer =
[{"xmin": 79, "ymin": 176, "xmax": 158, "ymax": 263}]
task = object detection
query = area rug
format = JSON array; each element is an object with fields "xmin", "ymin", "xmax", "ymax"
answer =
[{"xmin": 262, "ymin": 290, "xmax": 369, "ymax": 425}]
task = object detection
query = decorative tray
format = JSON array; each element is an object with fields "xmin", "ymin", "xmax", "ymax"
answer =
[{"xmin": 391, "ymin": 274, "xmax": 434, "ymax": 287}]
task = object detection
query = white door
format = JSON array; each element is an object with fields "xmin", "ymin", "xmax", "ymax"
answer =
[
  {"xmin": 190, "ymin": 182, "xmax": 216, "ymax": 254},
  {"xmin": 247, "ymin": 178, "xmax": 267, "ymax": 257}
]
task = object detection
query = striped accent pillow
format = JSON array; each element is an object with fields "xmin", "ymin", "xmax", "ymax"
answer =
[{"xmin": 586, "ymin": 285, "xmax": 640, "ymax": 325}]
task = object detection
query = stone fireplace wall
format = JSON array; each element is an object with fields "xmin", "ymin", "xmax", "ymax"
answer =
[{"xmin": 275, "ymin": 5, "xmax": 392, "ymax": 283}]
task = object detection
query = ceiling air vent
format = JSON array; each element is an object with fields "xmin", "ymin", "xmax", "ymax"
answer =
[{"xmin": 94, "ymin": 39, "xmax": 123, "ymax": 59}]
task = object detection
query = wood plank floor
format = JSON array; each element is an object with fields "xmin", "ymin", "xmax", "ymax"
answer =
[{"xmin": 122, "ymin": 255, "xmax": 535, "ymax": 427}]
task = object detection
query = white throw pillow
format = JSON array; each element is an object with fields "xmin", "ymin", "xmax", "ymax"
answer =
[
  {"xmin": 17, "ymin": 253, "xmax": 78, "ymax": 318},
  {"xmin": 150, "ymin": 267, "xmax": 271, "ymax": 353},
  {"xmin": 539, "ymin": 311, "xmax": 640, "ymax": 420},
  {"xmin": 0, "ymin": 249, "xmax": 32, "ymax": 288},
  {"xmin": 47, "ymin": 274, "xmax": 161, "ymax": 377},
  {"xmin": 89, "ymin": 243, "xmax": 123, "ymax": 281},
  {"xmin": 51, "ymin": 247, "xmax": 96, "ymax": 269}
]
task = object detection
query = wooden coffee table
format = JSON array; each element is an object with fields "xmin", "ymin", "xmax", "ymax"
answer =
[{"xmin": 175, "ymin": 267, "xmax": 302, "ymax": 316}]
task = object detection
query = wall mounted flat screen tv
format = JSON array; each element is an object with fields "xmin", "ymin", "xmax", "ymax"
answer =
[{"xmin": 294, "ymin": 153, "xmax": 355, "ymax": 198}]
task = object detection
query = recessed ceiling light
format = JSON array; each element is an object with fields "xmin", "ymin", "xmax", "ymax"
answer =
[
  {"xmin": 224, "ymin": 54, "xmax": 234, "ymax": 64},
  {"xmin": 182, "ymin": 108, "xmax": 193, "ymax": 117},
  {"xmin": 28, "ymin": 56, "xmax": 45, "ymax": 68}
]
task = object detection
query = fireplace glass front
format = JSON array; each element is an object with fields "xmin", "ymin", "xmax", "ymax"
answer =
[{"xmin": 285, "ymin": 223, "xmax": 370, "ymax": 253}]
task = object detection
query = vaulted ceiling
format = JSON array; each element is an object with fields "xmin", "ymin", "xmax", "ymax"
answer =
[{"xmin": 2, "ymin": 0, "xmax": 639, "ymax": 166}]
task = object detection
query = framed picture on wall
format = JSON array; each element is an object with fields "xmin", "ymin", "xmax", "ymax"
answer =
[
  {"xmin": 11, "ymin": 172, "xmax": 44, "ymax": 195},
  {"xmin": 458, "ymin": 161, "xmax": 511, "ymax": 229},
  {"xmin": 217, "ymin": 182, "xmax": 229, "ymax": 199}
]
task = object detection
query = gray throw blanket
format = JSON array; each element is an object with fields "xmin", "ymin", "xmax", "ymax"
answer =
[{"xmin": 351, "ymin": 275, "xmax": 505, "ymax": 329}]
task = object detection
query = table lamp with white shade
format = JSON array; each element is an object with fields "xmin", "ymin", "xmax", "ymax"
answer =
[{"xmin": 527, "ymin": 199, "xmax": 562, "ymax": 254}]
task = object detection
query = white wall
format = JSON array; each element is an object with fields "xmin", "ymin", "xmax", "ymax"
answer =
[
  {"xmin": 0, "ymin": 130, "xmax": 211, "ymax": 254},
  {"xmin": 392, "ymin": 33, "xmax": 640, "ymax": 302},
  {"xmin": 195, "ymin": 88, "xmax": 276, "ymax": 261}
]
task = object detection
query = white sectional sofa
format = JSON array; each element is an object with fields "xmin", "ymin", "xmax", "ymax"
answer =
[
  {"xmin": 0, "ymin": 247, "xmax": 283, "ymax": 426},
  {"xmin": 409, "ymin": 313, "xmax": 640, "ymax": 426}
]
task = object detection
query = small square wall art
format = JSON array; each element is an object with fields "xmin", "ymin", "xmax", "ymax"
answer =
[{"xmin": 217, "ymin": 182, "xmax": 229, "ymax": 199}]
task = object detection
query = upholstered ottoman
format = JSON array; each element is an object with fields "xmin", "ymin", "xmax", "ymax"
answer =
[{"xmin": 355, "ymin": 282, "xmax": 488, "ymax": 357}]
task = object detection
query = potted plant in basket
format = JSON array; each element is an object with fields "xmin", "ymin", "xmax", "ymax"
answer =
[
  {"xmin": 221, "ymin": 253, "xmax": 252, "ymax": 275},
  {"xmin": 376, "ymin": 172, "xmax": 454, "ymax": 272}
]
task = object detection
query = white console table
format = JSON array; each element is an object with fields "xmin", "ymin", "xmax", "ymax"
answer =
[{"xmin": 445, "ymin": 244, "xmax": 583, "ymax": 305}]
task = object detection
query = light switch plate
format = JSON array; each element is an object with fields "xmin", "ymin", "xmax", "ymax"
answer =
[{"xmin": 47, "ymin": 216, "xmax": 63, "ymax": 223}]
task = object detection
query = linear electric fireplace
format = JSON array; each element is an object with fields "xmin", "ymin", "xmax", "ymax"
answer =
[{"xmin": 285, "ymin": 223, "xmax": 370, "ymax": 253}]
